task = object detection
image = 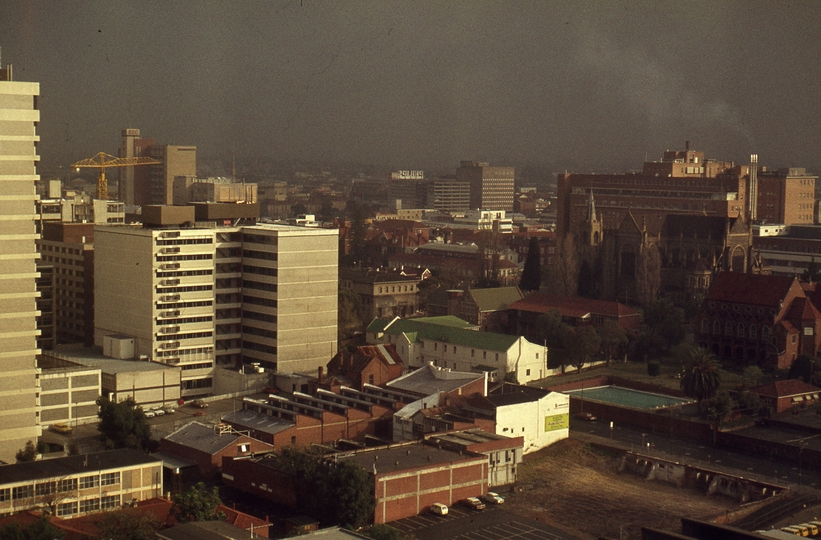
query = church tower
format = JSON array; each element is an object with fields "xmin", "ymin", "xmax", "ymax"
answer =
[{"xmin": 580, "ymin": 190, "xmax": 603, "ymax": 247}]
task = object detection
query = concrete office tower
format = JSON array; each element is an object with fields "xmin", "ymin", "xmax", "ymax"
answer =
[
  {"xmin": 433, "ymin": 175, "xmax": 471, "ymax": 212},
  {"xmin": 0, "ymin": 66, "xmax": 42, "ymax": 461},
  {"xmin": 118, "ymin": 128, "xmax": 156, "ymax": 207},
  {"xmin": 147, "ymin": 145, "xmax": 196, "ymax": 206},
  {"xmin": 457, "ymin": 161, "xmax": 515, "ymax": 212},
  {"xmin": 95, "ymin": 211, "xmax": 338, "ymax": 396}
]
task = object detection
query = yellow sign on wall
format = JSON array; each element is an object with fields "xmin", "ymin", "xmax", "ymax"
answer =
[{"xmin": 544, "ymin": 413, "xmax": 569, "ymax": 432}]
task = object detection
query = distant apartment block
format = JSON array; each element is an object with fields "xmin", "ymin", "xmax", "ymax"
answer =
[
  {"xmin": 0, "ymin": 66, "xmax": 42, "ymax": 462},
  {"xmin": 94, "ymin": 206, "xmax": 337, "ymax": 396}
]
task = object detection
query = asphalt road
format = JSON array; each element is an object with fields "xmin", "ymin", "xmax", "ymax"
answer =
[{"xmin": 571, "ymin": 418, "xmax": 821, "ymax": 489}]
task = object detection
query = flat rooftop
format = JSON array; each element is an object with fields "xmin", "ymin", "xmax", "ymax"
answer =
[
  {"xmin": 0, "ymin": 449, "xmax": 160, "ymax": 485},
  {"xmin": 339, "ymin": 441, "xmax": 482, "ymax": 474},
  {"xmin": 42, "ymin": 347, "xmax": 178, "ymax": 374}
]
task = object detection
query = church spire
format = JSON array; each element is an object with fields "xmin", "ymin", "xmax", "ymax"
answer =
[{"xmin": 587, "ymin": 189, "xmax": 598, "ymax": 223}]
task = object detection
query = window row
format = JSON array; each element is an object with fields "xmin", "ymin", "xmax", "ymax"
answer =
[{"xmin": 702, "ymin": 319, "xmax": 772, "ymax": 341}]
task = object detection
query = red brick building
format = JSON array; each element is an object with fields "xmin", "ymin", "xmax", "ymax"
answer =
[
  {"xmin": 557, "ymin": 144, "xmax": 745, "ymax": 238},
  {"xmin": 695, "ymin": 272, "xmax": 821, "ymax": 368},
  {"xmin": 508, "ymin": 292, "xmax": 640, "ymax": 340},
  {"xmin": 341, "ymin": 441, "xmax": 489, "ymax": 524},
  {"xmin": 751, "ymin": 379, "xmax": 820, "ymax": 413},
  {"xmin": 158, "ymin": 421, "xmax": 274, "ymax": 480},
  {"xmin": 322, "ymin": 344, "xmax": 405, "ymax": 391}
]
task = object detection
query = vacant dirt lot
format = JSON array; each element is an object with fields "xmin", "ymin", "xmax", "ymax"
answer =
[{"xmin": 504, "ymin": 438, "xmax": 741, "ymax": 540}]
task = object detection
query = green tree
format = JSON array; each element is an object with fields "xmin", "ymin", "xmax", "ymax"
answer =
[
  {"xmin": 802, "ymin": 258, "xmax": 821, "ymax": 283},
  {"xmin": 339, "ymin": 288, "xmax": 365, "ymax": 339},
  {"xmin": 267, "ymin": 447, "xmax": 374, "ymax": 528},
  {"xmin": 96, "ymin": 397, "xmax": 155, "ymax": 451},
  {"xmin": 577, "ymin": 259, "xmax": 596, "ymax": 298},
  {"xmin": 94, "ymin": 508, "xmax": 161, "ymax": 540},
  {"xmin": 519, "ymin": 237, "xmax": 541, "ymax": 292},
  {"xmin": 635, "ymin": 244, "xmax": 662, "ymax": 309},
  {"xmin": 741, "ymin": 365, "xmax": 764, "ymax": 389},
  {"xmin": 788, "ymin": 354, "xmax": 818, "ymax": 383},
  {"xmin": 0, "ymin": 514, "xmax": 65, "ymax": 540},
  {"xmin": 598, "ymin": 319, "xmax": 628, "ymax": 366},
  {"xmin": 318, "ymin": 200, "xmax": 335, "ymax": 222},
  {"xmin": 564, "ymin": 325, "xmax": 600, "ymax": 373},
  {"xmin": 703, "ymin": 391, "xmax": 734, "ymax": 445},
  {"xmin": 170, "ymin": 482, "xmax": 225, "ymax": 523},
  {"xmin": 736, "ymin": 390, "xmax": 761, "ymax": 415},
  {"xmin": 547, "ymin": 234, "xmax": 578, "ymax": 296},
  {"xmin": 327, "ymin": 460, "xmax": 376, "ymax": 529},
  {"xmin": 680, "ymin": 347, "xmax": 722, "ymax": 404},
  {"xmin": 345, "ymin": 203, "xmax": 368, "ymax": 268},
  {"xmin": 656, "ymin": 316, "xmax": 686, "ymax": 351},
  {"xmin": 534, "ymin": 309, "xmax": 567, "ymax": 349},
  {"xmin": 15, "ymin": 440, "xmax": 37, "ymax": 462}
]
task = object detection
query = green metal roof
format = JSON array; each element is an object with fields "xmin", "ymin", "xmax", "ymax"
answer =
[
  {"xmin": 469, "ymin": 286, "xmax": 523, "ymax": 312},
  {"xmin": 368, "ymin": 316, "xmax": 518, "ymax": 352}
]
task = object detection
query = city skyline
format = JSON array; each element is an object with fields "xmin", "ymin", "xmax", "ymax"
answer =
[{"xmin": 1, "ymin": 1, "xmax": 820, "ymax": 176}]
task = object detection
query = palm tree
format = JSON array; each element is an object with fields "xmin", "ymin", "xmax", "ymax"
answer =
[{"xmin": 680, "ymin": 346, "xmax": 722, "ymax": 404}]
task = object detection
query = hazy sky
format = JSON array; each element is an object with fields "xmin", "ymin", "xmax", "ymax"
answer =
[{"xmin": 3, "ymin": 0, "xmax": 820, "ymax": 175}]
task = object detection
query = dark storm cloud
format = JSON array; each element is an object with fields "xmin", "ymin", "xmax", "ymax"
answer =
[{"xmin": 2, "ymin": 0, "xmax": 819, "ymax": 174}]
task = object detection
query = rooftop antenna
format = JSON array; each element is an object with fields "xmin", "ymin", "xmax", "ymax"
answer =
[{"xmin": 232, "ymin": 147, "xmax": 236, "ymax": 182}]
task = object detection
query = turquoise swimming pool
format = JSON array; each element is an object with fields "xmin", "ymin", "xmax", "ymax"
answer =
[{"xmin": 564, "ymin": 385, "xmax": 694, "ymax": 410}]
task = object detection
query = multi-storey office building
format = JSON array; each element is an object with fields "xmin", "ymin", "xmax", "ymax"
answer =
[
  {"xmin": 0, "ymin": 64, "xmax": 42, "ymax": 462},
  {"xmin": 95, "ymin": 205, "xmax": 337, "ymax": 397},
  {"xmin": 433, "ymin": 175, "xmax": 471, "ymax": 212},
  {"xmin": 38, "ymin": 222, "xmax": 96, "ymax": 345},
  {"xmin": 457, "ymin": 161, "xmax": 515, "ymax": 212}
]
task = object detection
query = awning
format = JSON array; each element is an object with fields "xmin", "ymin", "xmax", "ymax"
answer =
[{"xmin": 151, "ymin": 452, "xmax": 196, "ymax": 474}]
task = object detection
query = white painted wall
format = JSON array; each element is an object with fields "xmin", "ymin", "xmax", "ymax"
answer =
[{"xmin": 494, "ymin": 391, "xmax": 568, "ymax": 453}]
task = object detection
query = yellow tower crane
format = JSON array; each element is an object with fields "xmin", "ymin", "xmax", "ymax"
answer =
[{"xmin": 71, "ymin": 152, "xmax": 161, "ymax": 200}]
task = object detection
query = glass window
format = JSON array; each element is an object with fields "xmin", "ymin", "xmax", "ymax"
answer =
[
  {"xmin": 101, "ymin": 495, "xmax": 120, "ymax": 510},
  {"xmin": 79, "ymin": 498, "xmax": 100, "ymax": 513},
  {"xmin": 80, "ymin": 475, "xmax": 99, "ymax": 489},
  {"xmin": 57, "ymin": 502, "xmax": 77, "ymax": 517},
  {"xmin": 101, "ymin": 472, "xmax": 120, "ymax": 486},
  {"xmin": 58, "ymin": 478, "xmax": 77, "ymax": 492}
]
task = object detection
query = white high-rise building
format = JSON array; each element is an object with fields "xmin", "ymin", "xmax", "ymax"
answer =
[
  {"xmin": 0, "ymin": 64, "xmax": 42, "ymax": 461},
  {"xmin": 95, "ymin": 213, "xmax": 337, "ymax": 397}
]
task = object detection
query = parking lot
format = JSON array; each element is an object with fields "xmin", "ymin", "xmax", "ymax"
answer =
[{"xmin": 389, "ymin": 507, "xmax": 583, "ymax": 540}]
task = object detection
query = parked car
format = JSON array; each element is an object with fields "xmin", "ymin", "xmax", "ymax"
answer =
[
  {"xmin": 480, "ymin": 492, "xmax": 505, "ymax": 505},
  {"xmin": 460, "ymin": 497, "xmax": 486, "ymax": 511},
  {"xmin": 574, "ymin": 412, "xmax": 596, "ymax": 421},
  {"xmin": 152, "ymin": 408, "xmax": 165, "ymax": 416},
  {"xmin": 144, "ymin": 410, "xmax": 156, "ymax": 419},
  {"xmin": 191, "ymin": 400, "xmax": 208, "ymax": 409},
  {"xmin": 162, "ymin": 407, "xmax": 176, "ymax": 415},
  {"xmin": 430, "ymin": 503, "xmax": 448, "ymax": 516},
  {"xmin": 50, "ymin": 423, "xmax": 72, "ymax": 434}
]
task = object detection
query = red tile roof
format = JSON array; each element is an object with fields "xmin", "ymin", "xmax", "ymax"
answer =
[
  {"xmin": 752, "ymin": 379, "xmax": 820, "ymax": 398},
  {"xmin": 508, "ymin": 292, "xmax": 638, "ymax": 318},
  {"xmin": 705, "ymin": 272, "xmax": 798, "ymax": 307}
]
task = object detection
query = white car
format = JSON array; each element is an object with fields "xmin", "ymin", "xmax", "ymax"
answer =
[
  {"xmin": 144, "ymin": 410, "xmax": 156, "ymax": 418},
  {"xmin": 480, "ymin": 492, "xmax": 505, "ymax": 505},
  {"xmin": 430, "ymin": 503, "xmax": 448, "ymax": 515}
]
